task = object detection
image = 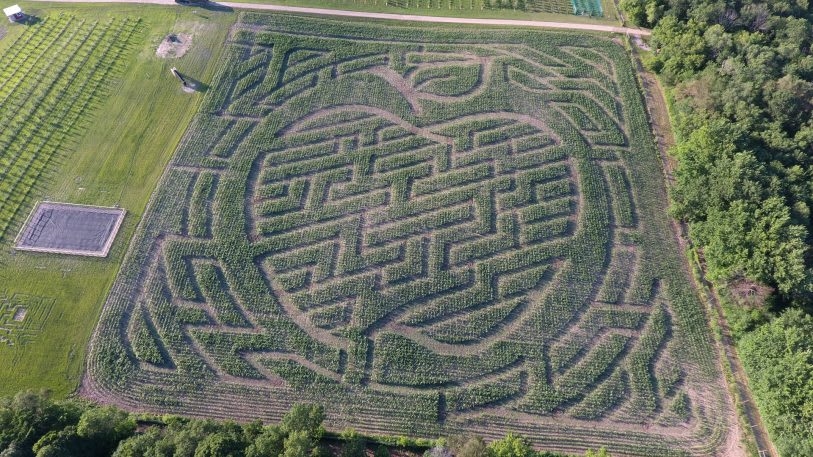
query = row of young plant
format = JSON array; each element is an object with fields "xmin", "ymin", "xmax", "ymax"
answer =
[
  {"xmin": 596, "ymin": 249, "xmax": 636, "ymax": 303},
  {"xmin": 616, "ymin": 33, "xmax": 722, "ymax": 376},
  {"xmin": 548, "ymin": 307, "xmax": 647, "ymax": 373},
  {"xmin": 137, "ymin": 246, "xmax": 346, "ymax": 373},
  {"xmin": 0, "ymin": 15, "xmax": 140, "ymax": 240},
  {"xmin": 372, "ymin": 333, "xmax": 527, "ymax": 386},
  {"xmin": 187, "ymin": 171, "xmax": 218, "ymax": 239},
  {"xmin": 517, "ymin": 334, "xmax": 628, "ymax": 415},
  {"xmin": 247, "ymin": 130, "xmax": 576, "ymax": 339}
]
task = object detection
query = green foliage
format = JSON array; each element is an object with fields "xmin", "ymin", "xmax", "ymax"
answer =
[
  {"xmin": 284, "ymin": 430, "xmax": 317, "ymax": 457},
  {"xmin": 33, "ymin": 426, "xmax": 84, "ymax": 457},
  {"xmin": 583, "ymin": 448, "xmax": 610, "ymax": 457},
  {"xmin": 619, "ymin": 0, "xmax": 664, "ymax": 27},
  {"xmin": 0, "ymin": 390, "xmax": 620, "ymax": 457},
  {"xmin": 245, "ymin": 426, "xmax": 286, "ymax": 457},
  {"xmin": 111, "ymin": 410, "xmax": 322, "ymax": 457},
  {"xmin": 76, "ymin": 406, "xmax": 136, "ymax": 456},
  {"xmin": 487, "ymin": 433, "xmax": 534, "ymax": 457},
  {"xmin": 646, "ymin": 0, "xmax": 813, "ymax": 305},
  {"xmin": 340, "ymin": 429, "xmax": 367, "ymax": 457},
  {"xmin": 282, "ymin": 404, "xmax": 326, "ymax": 441},
  {"xmin": 670, "ymin": 121, "xmax": 760, "ymax": 223},
  {"xmin": 449, "ymin": 435, "xmax": 488, "ymax": 457},
  {"xmin": 374, "ymin": 444, "xmax": 392, "ymax": 457},
  {"xmin": 194, "ymin": 425, "xmax": 247, "ymax": 457},
  {"xmin": 647, "ymin": 17, "xmax": 707, "ymax": 85},
  {"xmin": 739, "ymin": 309, "xmax": 813, "ymax": 456},
  {"xmin": 112, "ymin": 427, "xmax": 163, "ymax": 457},
  {"xmin": 0, "ymin": 390, "xmax": 84, "ymax": 453},
  {"xmin": 693, "ymin": 197, "xmax": 807, "ymax": 294},
  {"xmin": 671, "ymin": 120, "xmax": 809, "ymax": 294},
  {"xmin": 648, "ymin": 4, "xmax": 813, "ymax": 444}
]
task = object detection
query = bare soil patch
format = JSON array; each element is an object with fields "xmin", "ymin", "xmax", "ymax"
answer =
[
  {"xmin": 157, "ymin": 33, "xmax": 192, "ymax": 59},
  {"xmin": 12, "ymin": 307, "xmax": 26, "ymax": 322}
]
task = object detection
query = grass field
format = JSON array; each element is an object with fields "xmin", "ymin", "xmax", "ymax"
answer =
[
  {"xmin": 0, "ymin": 2, "xmax": 234, "ymax": 397},
  {"xmin": 85, "ymin": 13, "xmax": 736, "ymax": 456},
  {"xmin": 0, "ymin": 14, "xmax": 139, "ymax": 238}
]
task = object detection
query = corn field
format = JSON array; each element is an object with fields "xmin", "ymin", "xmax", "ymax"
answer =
[{"xmin": 86, "ymin": 13, "xmax": 734, "ymax": 457}]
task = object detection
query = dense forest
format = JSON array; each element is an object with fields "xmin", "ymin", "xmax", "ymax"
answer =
[
  {"xmin": 0, "ymin": 391, "xmax": 609, "ymax": 457},
  {"xmin": 618, "ymin": 0, "xmax": 813, "ymax": 454}
]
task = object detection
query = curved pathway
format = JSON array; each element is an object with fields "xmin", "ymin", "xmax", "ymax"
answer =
[{"xmin": 30, "ymin": 0, "xmax": 651, "ymax": 36}]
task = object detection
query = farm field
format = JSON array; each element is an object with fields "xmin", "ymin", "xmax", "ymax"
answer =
[
  {"xmin": 0, "ymin": 3, "xmax": 234, "ymax": 397},
  {"xmin": 0, "ymin": 13, "xmax": 138, "ymax": 243},
  {"xmin": 86, "ymin": 13, "xmax": 739, "ymax": 456}
]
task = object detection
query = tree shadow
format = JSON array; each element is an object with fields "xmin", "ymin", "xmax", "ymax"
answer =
[
  {"xmin": 190, "ymin": 2, "xmax": 235, "ymax": 13},
  {"xmin": 20, "ymin": 15, "xmax": 42, "ymax": 26}
]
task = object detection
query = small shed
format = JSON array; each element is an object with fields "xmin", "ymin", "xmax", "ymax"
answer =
[{"xmin": 4, "ymin": 4, "xmax": 24, "ymax": 22}]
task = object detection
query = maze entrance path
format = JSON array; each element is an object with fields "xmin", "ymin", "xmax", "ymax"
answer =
[{"xmin": 85, "ymin": 14, "xmax": 739, "ymax": 456}]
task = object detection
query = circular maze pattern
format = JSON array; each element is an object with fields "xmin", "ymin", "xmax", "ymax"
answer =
[
  {"xmin": 251, "ymin": 107, "xmax": 575, "ymax": 388},
  {"xmin": 86, "ymin": 14, "xmax": 737, "ymax": 457}
]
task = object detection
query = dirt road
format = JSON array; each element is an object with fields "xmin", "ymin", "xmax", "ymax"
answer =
[{"xmin": 30, "ymin": 0, "xmax": 651, "ymax": 36}]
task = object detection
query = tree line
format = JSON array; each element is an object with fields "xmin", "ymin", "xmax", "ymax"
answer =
[
  {"xmin": 618, "ymin": 0, "xmax": 813, "ymax": 454},
  {"xmin": 0, "ymin": 391, "xmax": 609, "ymax": 457},
  {"xmin": 626, "ymin": 0, "xmax": 813, "ymax": 304}
]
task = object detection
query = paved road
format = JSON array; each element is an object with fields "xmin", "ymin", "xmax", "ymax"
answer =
[{"xmin": 30, "ymin": 0, "xmax": 651, "ymax": 36}]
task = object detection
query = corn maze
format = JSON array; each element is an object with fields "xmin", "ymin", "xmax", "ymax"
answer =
[
  {"xmin": 0, "ymin": 290, "xmax": 55, "ymax": 347},
  {"xmin": 0, "ymin": 15, "xmax": 140, "ymax": 243},
  {"xmin": 86, "ymin": 14, "xmax": 735, "ymax": 456}
]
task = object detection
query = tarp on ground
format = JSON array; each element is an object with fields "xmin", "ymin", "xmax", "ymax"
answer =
[{"xmin": 14, "ymin": 202, "xmax": 126, "ymax": 257}]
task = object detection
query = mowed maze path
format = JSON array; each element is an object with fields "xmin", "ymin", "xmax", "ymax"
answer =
[{"xmin": 82, "ymin": 13, "xmax": 741, "ymax": 457}]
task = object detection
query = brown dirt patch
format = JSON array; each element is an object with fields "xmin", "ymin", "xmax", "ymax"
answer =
[
  {"xmin": 157, "ymin": 33, "xmax": 192, "ymax": 59},
  {"xmin": 12, "ymin": 307, "xmax": 26, "ymax": 322}
]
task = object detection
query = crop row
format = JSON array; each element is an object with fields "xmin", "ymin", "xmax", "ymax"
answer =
[{"xmin": 0, "ymin": 15, "xmax": 140, "ymax": 240}]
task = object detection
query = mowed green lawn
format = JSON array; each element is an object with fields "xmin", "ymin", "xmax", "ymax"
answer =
[{"xmin": 0, "ymin": 2, "xmax": 234, "ymax": 397}]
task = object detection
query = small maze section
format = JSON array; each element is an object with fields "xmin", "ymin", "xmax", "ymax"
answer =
[
  {"xmin": 0, "ymin": 15, "xmax": 140, "ymax": 242},
  {"xmin": 0, "ymin": 290, "xmax": 55, "ymax": 347},
  {"xmin": 87, "ymin": 15, "xmax": 731, "ymax": 457}
]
